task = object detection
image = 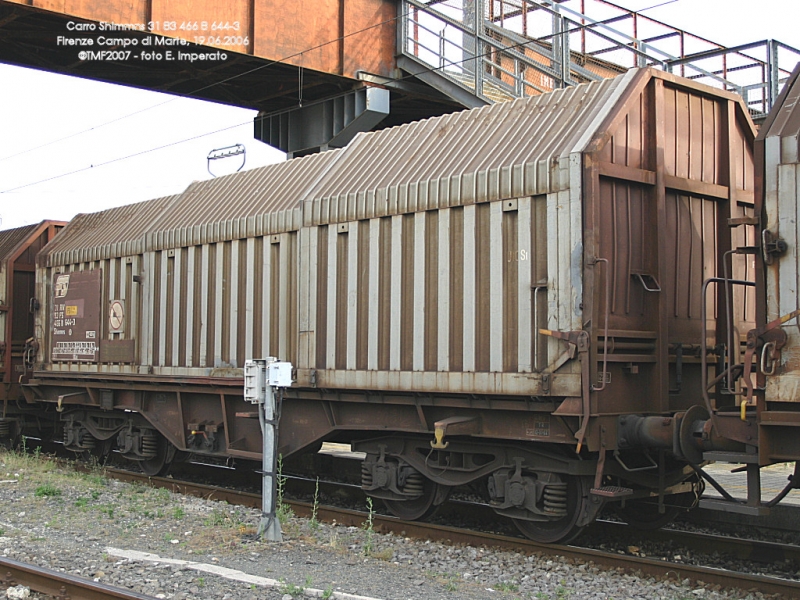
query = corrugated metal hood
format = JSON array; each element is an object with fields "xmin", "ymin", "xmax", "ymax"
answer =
[
  {"xmin": 304, "ymin": 69, "xmax": 639, "ymax": 214},
  {"xmin": 0, "ymin": 223, "xmax": 39, "ymax": 265}
]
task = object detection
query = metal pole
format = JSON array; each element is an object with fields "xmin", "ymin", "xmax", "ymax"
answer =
[
  {"xmin": 769, "ymin": 40, "xmax": 780, "ymax": 113},
  {"xmin": 474, "ymin": 0, "xmax": 483, "ymax": 96},
  {"xmin": 257, "ymin": 382, "xmax": 282, "ymax": 542},
  {"xmin": 245, "ymin": 358, "xmax": 292, "ymax": 542}
]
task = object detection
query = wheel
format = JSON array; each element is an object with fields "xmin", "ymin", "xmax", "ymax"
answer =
[
  {"xmin": 140, "ymin": 434, "xmax": 173, "ymax": 477},
  {"xmin": 512, "ymin": 475, "xmax": 590, "ymax": 544},
  {"xmin": 383, "ymin": 478, "xmax": 450, "ymax": 521}
]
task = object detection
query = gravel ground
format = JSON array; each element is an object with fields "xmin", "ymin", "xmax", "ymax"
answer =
[{"xmin": 0, "ymin": 448, "xmax": 785, "ymax": 600}]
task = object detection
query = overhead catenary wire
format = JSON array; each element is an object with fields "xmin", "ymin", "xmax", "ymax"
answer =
[
  {"xmin": 0, "ymin": 99, "xmax": 176, "ymax": 162},
  {"xmin": 0, "ymin": 0, "xmax": 683, "ymax": 194},
  {"xmin": 0, "ymin": 0, "xmax": 680, "ymax": 164}
]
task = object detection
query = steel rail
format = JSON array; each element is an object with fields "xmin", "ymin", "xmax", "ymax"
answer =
[
  {"xmin": 102, "ymin": 467, "xmax": 800, "ymax": 598},
  {"xmin": 0, "ymin": 556, "xmax": 154, "ymax": 600},
  {"xmin": 298, "ymin": 505, "xmax": 800, "ymax": 597},
  {"xmin": 591, "ymin": 520, "xmax": 800, "ymax": 564}
]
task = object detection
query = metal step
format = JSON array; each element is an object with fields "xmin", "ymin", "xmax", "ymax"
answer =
[{"xmin": 591, "ymin": 486, "xmax": 633, "ymax": 498}]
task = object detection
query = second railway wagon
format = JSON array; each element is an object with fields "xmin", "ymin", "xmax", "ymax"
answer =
[
  {"xmin": 18, "ymin": 67, "xmax": 780, "ymax": 543},
  {"xmin": 0, "ymin": 220, "xmax": 65, "ymax": 442}
]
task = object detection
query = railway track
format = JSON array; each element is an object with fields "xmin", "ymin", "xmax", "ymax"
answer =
[
  {"xmin": 0, "ymin": 556, "xmax": 154, "ymax": 600},
  {"xmin": 103, "ymin": 467, "xmax": 800, "ymax": 597}
]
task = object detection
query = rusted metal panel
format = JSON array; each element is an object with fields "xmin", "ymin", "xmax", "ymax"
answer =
[
  {"xmin": 342, "ymin": 0, "xmax": 396, "ymax": 78},
  {"xmin": 663, "ymin": 192, "xmax": 722, "ymax": 339},
  {"xmin": 0, "ymin": 221, "xmax": 66, "ymax": 387},
  {"xmin": 9, "ymin": 0, "xmax": 396, "ymax": 79},
  {"xmin": 28, "ymin": 0, "xmax": 146, "ymax": 28},
  {"xmin": 254, "ymin": 0, "xmax": 341, "ymax": 74},
  {"xmin": 761, "ymin": 63, "xmax": 800, "ymax": 402},
  {"xmin": 253, "ymin": 0, "xmax": 395, "ymax": 77},
  {"xmin": 0, "ymin": 225, "xmax": 39, "ymax": 361},
  {"xmin": 585, "ymin": 71, "xmax": 755, "ymax": 419},
  {"xmin": 150, "ymin": 0, "xmax": 252, "ymax": 55}
]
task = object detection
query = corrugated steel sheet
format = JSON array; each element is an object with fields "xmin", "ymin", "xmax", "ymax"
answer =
[
  {"xmin": 43, "ymin": 195, "xmax": 181, "ymax": 266},
  {"xmin": 304, "ymin": 70, "xmax": 639, "ymax": 224},
  {"xmin": 758, "ymin": 63, "xmax": 800, "ymax": 147},
  {"xmin": 42, "ymin": 150, "xmax": 345, "ymax": 266},
  {"xmin": 35, "ymin": 68, "xmax": 757, "ymax": 412},
  {"xmin": 0, "ymin": 224, "xmax": 38, "ymax": 265},
  {"xmin": 761, "ymin": 63, "xmax": 800, "ymax": 403},
  {"xmin": 147, "ymin": 149, "xmax": 343, "ymax": 250}
]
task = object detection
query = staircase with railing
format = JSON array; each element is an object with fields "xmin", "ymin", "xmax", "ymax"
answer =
[{"xmin": 397, "ymin": 0, "xmax": 800, "ymax": 120}]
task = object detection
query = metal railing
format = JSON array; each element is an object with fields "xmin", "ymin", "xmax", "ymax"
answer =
[{"xmin": 400, "ymin": 0, "xmax": 800, "ymax": 118}]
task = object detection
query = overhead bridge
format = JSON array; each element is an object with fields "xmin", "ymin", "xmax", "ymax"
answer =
[{"xmin": 1, "ymin": 0, "xmax": 798, "ymax": 156}]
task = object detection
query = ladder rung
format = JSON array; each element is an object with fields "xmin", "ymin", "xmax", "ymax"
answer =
[{"xmin": 728, "ymin": 216, "xmax": 759, "ymax": 227}]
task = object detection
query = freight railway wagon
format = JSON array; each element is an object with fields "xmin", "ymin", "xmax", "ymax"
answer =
[
  {"xmin": 8, "ymin": 67, "xmax": 800, "ymax": 543},
  {"xmin": 0, "ymin": 221, "xmax": 65, "ymax": 441}
]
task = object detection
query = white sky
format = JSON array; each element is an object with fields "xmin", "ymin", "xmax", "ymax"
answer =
[{"xmin": 1, "ymin": 0, "xmax": 799, "ymax": 231}]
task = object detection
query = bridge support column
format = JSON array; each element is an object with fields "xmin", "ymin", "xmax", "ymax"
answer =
[{"xmin": 254, "ymin": 86, "xmax": 390, "ymax": 157}]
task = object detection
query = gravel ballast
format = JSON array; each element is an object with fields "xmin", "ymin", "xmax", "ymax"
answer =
[{"xmin": 0, "ymin": 449, "xmax": 784, "ymax": 600}]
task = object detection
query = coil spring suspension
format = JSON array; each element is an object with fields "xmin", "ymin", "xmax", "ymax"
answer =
[
  {"xmin": 0, "ymin": 420, "xmax": 10, "ymax": 438},
  {"xmin": 402, "ymin": 471, "xmax": 424, "ymax": 497},
  {"xmin": 361, "ymin": 462, "xmax": 373, "ymax": 488},
  {"xmin": 140, "ymin": 430, "xmax": 158, "ymax": 459},
  {"xmin": 542, "ymin": 483, "xmax": 568, "ymax": 516},
  {"xmin": 64, "ymin": 426, "xmax": 96, "ymax": 450}
]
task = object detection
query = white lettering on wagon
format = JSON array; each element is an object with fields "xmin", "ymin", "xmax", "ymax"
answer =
[{"xmin": 52, "ymin": 341, "xmax": 97, "ymax": 361}]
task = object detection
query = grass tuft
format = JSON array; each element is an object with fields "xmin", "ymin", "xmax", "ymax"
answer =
[{"xmin": 34, "ymin": 483, "xmax": 61, "ymax": 497}]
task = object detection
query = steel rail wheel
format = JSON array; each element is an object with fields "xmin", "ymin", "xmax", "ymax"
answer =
[
  {"xmin": 383, "ymin": 479, "xmax": 450, "ymax": 521},
  {"xmin": 512, "ymin": 475, "xmax": 590, "ymax": 544},
  {"xmin": 140, "ymin": 434, "xmax": 173, "ymax": 477}
]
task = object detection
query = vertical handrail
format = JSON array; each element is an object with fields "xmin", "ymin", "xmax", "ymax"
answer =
[
  {"xmin": 439, "ymin": 27, "xmax": 446, "ymax": 69},
  {"xmin": 699, "ymin": 277, "xmax": 756, "ymax": 415},
  {"xmin": 591, "ymin": 257, "xmax": 610, "ymax": 392},
  {"xmin": 533, "ymin": 283, "xmax": 547, "ymax": 371},
  {"xmin": 412, "ymin": 5, "xmax": 419, "ymax": 57},
  {"xmin": 769, "ymin": 40, "xmax": 780, "ymax": 110},
  {"xmin": 475, "ymin": 0, "xmax": 484, "ymax": 96},
  {"xmin": 722, "ymin": 249, "xmax": 737, "ymax": 395}
]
